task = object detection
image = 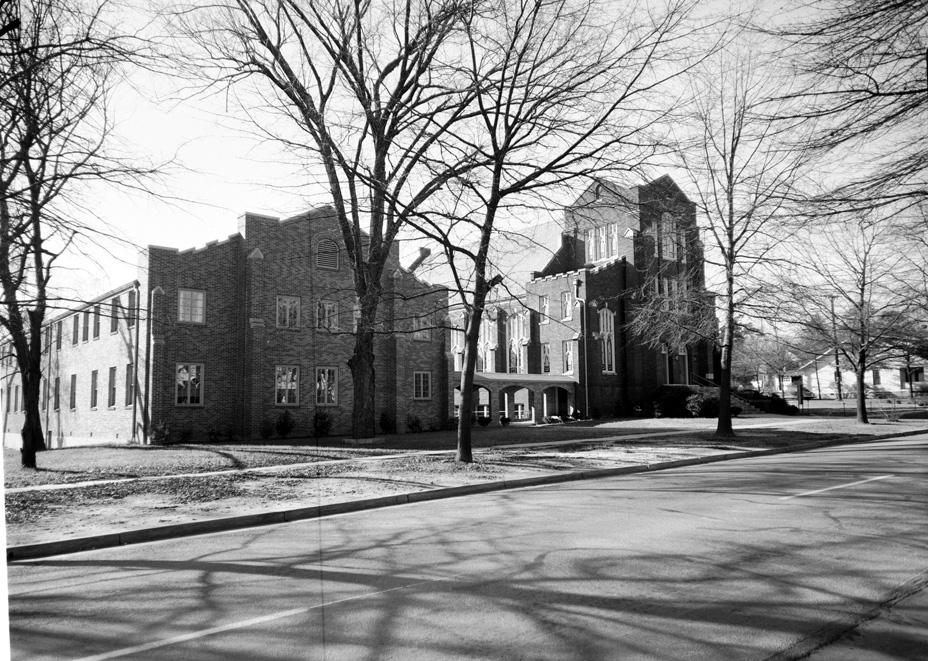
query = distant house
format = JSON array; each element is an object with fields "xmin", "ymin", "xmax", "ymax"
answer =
[
  {"xmin": 1, "ymin": 206, "xmax": 447, "ymax": 447},
  {"xmin": 790, "ymin": 352, "xmax": 928, "ymax": 399},
  {"xmin": 447, "ymin": 175, "xmax": 716, "ymax": 422}
]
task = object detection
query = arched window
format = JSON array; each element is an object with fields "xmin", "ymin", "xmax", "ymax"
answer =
[
  {"xmin": 599, "ymin": 308, "xmax": 615, "ymax": 373},
  {"xmin": 316, "ymin": 238, "xmax": 339, "ymax": 270}
]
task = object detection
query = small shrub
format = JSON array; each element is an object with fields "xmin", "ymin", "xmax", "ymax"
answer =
[
  {"xmin": 499, "ymin": 416, "xmax": 511, "ymax": 426},
  {"xmin": 406, "ymin": 414, "xmax": 423, "ymax": 433},
  {"xmin": 447, "ymin": 416, "xmax": 459, "ymax": 430},
  {"xmin": 179, "ymin": 428, "xmax": 193, "ymax": 443},
  {"xmin": 151, "ymin": 420, "xmax": 170, "ymax": 444},
  {"xmin": 651, "ymin": 386, "xmax": 694, "ymax": 418},
  {"xmin": 379, "ymin": 410, "xmax": 396, "ymax": 434},
  {"xmin": 277, "ymin": 410, "xmax": 296, "ymax": 438},
  {"xmin": 207, "ymin": 428, "xmax": 222, "ymax": 443},
  {"xmin": 311, "ymin": 410, "xmax": 330, "ymax": 437},
  {"xmin": 259, "ymin": 417, "xmax": 274, "ymax": 440},
  {"xmin": 477, "ymin": 416, "xmax": 491, "ymax": 427},
  {"xmin": 731, "ymin": 405, "xmax": 742, "ymax": 417}
]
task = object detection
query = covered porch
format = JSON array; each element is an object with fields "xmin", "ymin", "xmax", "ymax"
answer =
[{"xmin": 451, "ymin": 372, "xmax": 579, "ymax": 425}]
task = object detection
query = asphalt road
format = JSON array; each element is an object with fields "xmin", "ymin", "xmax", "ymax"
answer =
[{"xmin": 7, "ymin": 434, "xmax": 928, "ymax": 660}]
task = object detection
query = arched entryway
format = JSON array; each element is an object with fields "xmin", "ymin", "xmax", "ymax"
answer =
[
  {"xmin": 499, "ymin": 386, "xmax": 534, "ymax": 421},
  {"xmin": 541, "ymin": 386, "xmax": 572, "ymax": 419}
]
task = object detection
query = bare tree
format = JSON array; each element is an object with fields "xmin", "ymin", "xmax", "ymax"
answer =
[
  {"xmin": 777, "ymin": 213, "xmax": 916, "ymax": 423},
  {"xmin": 0, "ymin": 0, "xmax": 147, "ymax": 467},
  {"xmin": 669, "ymin": 52, "xmax": 811, "ymax": 437},
  {"xmin": 176, "ymin": 0, "xmax": 484, "ymax": 438},
  {"xmin": 407, "ymin": 0, "xmax": 700, "ymax": 461},
  {"xmin": 772, "ymin": 1, "xmax": 928, "ymax": 210}
]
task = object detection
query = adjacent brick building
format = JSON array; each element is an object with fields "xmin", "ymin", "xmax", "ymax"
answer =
[
  {"xmin": 447, "ymin": 175, "xmax": 715, "ymax": 422},
  {"xmin": 2, "ymin": 206, "xmax": 448, "ymax": 447}
]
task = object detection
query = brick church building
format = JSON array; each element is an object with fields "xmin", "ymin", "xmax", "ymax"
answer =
[
  {"xmin": 2, "ymin": 207, "xmax": 447, "ymax": 446},
  {"xmin": 447, "ymin": 175, "xmax": 714, "ymax": 423},
  {"xmin": 2, "ymin": 174, "xmax": 713, "ymax": 447}
]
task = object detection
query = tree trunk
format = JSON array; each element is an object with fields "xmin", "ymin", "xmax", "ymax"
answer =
[
  {"xmin": 855, "ymin": 354, "xmax": 869, "ymax": 424},
  {"xmin": 348, "ymin": 292, "xmax": 380, "ymax": 439},
  {"xmin": 716, "ymin": 275, "xmax": 735, "ymax": 437},
  {"xmin": 456, "ymin": 301, "xmax": 485, "ymax": 463},
  {"xmin": 20, "ymin": 355, "xmax": 46, "ymax": 468}
]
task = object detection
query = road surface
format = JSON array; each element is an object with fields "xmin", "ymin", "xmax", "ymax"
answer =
[{"xmin": 8, "ymin": 434, "xmax": 928, "ymax": 660}]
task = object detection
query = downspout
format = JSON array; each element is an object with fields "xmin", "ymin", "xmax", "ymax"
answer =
[
  {"xmin": 143, "ymin": 286, "xmax": 162, "ymax": 444},
  {"xmin": 131, "ymin": 282, "xmax": 141, "ymax": 442}
]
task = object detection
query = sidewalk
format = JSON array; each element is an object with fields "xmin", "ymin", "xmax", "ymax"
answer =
[{"xmin": 7, "ymin": 416, "xmax": 928, "ymax": 561}]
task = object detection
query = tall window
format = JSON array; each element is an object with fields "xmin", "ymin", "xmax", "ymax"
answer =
[
  {"xmin": 584, "ymin": 229, "xmax": 594, "ymax": 262},
  {"xmin": 54, "ymin": 376, "xmax": 60, "ymax": 411},
  {"xmin": 598, "ymin": 226, "xmax": 607, "ymax": 259},
  {"xmin": 107, "ymin": 366, "xmax": 117, "ymax": 407},
  {"xmin": 127, "ymin": 290, "xmax": 136, "ymax": 327},
  {"xmin": 872, "ymin": 369, "xmax": 881, "ymax": 386},
  {"xmin": 599, "ymin": 308, "xmax": 615, "ymax": 373},
  {"xmin": 42, "ymin": 378, "xmax": 48, "ymax": 410},
  {"xmin": 14, "ymin": 385, "xmax": 18, "ymax": 412},
  {"xmin": 69, "ymin": 374, "xmax": 76, "ymax": 409},
  {"xmin": 316, "ymin": 300, "xmax": 338, "ymax": 330},
  {"xmin": 178, "ymin": 289, "xmax": 205, "ymax": 323},
  {"xmin": 607, "ymin": 223, "xmax": 617, "ymax": 256},
  {"xmin": 660, "ymin": 212, "xmax": 677, "ymax": 261},
  {"xmin": 413, "ymin": 371, "xmax": 432, "ymax": 399},
  {"xmin": 82, "ymin": 310, "xmax": 90, "ymax": 341},
  {"xmin": 72, "ymin": 315, "xmax": 79, "ymax": 345},
  {"xmin": 315, "ymin": 367, "xmax": 337, "ymax": 405},
  {"xmin": 276, "ymin": 295, "xmax": 301, "ymax": 328},
  {"xmin": 562, "ymin": 340, "xmax": 573, "ymax": 373},
  {"xmin": 90, "ymin": 370, "xmax": 98, "ymax": 408},
  {"xmin": 176, "ymin": 363, "xmax": 204, "ymax": 406},
  {"xmin": 275, "ymin": 365, "xmax": 299, "ymax": 405},
  {"xmin": 92, "ymin": 305, "xmax": 101, "ymax": 339},
  {"xmin": 125, "ymin": 364, "xmax": 134, "ymax": 406},
  {"xmin": 560, "ymin": 291, "xmax": 572, "ymax": 320},
  {"xmin": 56, "ymin": 321, "xmax": 62, "ymax": 350},
  {"xmin": 542, "ymin": 343, "xmax": 551, "ymax": 374},
  {"xmin": 538, "ymin": 295, "xmax": 549, "ymax": 323},
  {"xmin": 413, "ymin": 314, "xmax": 430, "ymax": 341},
  {"xmin": 110, "ymin": 297, "xmax": 120, "ymax": 333},
  {"xmin": 352, "ymin": 300, "xmax": 361, "ymax": 333},
  {"xmin": 316, "ymin": 238, "xmax": 339, "ymax": 270}
]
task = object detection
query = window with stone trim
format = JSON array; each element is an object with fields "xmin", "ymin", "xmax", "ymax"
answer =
[
  {"xmin": 125, "ymin": 364, "xmax": 134, "ymax": 406},
  {"xmin": 178, "ymin": 289, "xmax": 205, "ymax": 323},
  {"xmin": 110, "ymin": 297, "xmax": 120, "ymax": 333},
  {"xmin": 599, "ymin": 308, "xmax": 615, "ymax": 373},
  {"xmin": 127, "ymin": 290, "xmax": 137, "ymax": 327},
  {"xmin": 315, "ymin": 367, "xmax": 337, "ymax": 405},
  {"xmin": 176, "ymin": 363, "xmax": 203, "ymax": 406},
  {"xmin": 93, "ymin": 305, "xmax": 101, "ymax": 339},
  {"xmin": 108, "ymin": 366, "xmax": 117, "ymax": 408},
  {"xmin": 560, "ymin": 290, "xmax": 572, "ymax": 320},
  {"xmin": 539, "ymin": 295, "xmax": 549, "ymax": 324},
  {"xmin": 82, "ymin": 310, "xmax": 90, "ymax": 341},
  {"xmin": 275, "ymin": 365, "xmax": 299, "ymax": 405},
  {"xmin": 413, "ymin": 314, "xmax": 430, "ymax": 341},
  {"xmin": 316, "ymin": 300, "xmax": 338, "ymax": 330},
  {"xmin": 413, "ymin": 371, "xmax": 431, "ymax": 400},
  {"xmin": 542, "ymin": 342, "xmax": 551, "ymax": 373},
  {"xmin": 276, "ymin": 295, "xmax": 301, "ymax": 328},
  {"xmin": 90, "ymin": 370, "xmax": 98, "ymax": 408},
  {"xmin": 316, "ymin": 238, "xmax": 339, "ymax": 270},
  {"xmin": 562, "ymin": 340, "xmax": 573, "ymax": 373}
]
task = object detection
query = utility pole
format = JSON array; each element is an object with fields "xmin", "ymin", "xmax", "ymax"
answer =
[{"xmin": 830, "ymin": 294, "xmax": 843, "ymax": 401}]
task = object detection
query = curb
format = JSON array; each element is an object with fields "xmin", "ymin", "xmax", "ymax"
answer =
[{"xmin": 7, "ymin": 428, "xmax": 926, "ymax": 562}]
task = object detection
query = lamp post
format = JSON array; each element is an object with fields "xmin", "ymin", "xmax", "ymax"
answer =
[
  {"xmin": 829, "ymin": 294, "xmax": 843, "ymax": 401},
  {"xmin": 575, "ymin": 278, "xmax": 589, "ymax": 418}
]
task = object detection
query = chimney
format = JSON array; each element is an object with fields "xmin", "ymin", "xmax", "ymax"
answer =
[{"xmin": 408, "ymin": 246, "xmax": 430, "ymax": 273}]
